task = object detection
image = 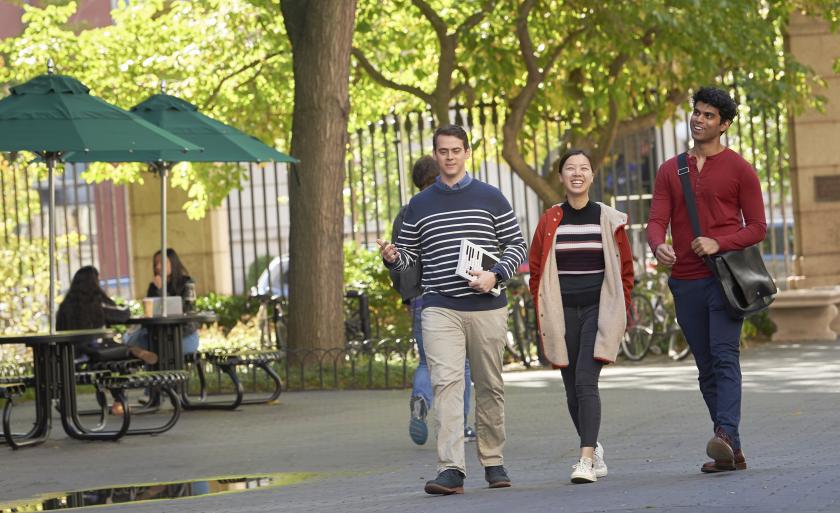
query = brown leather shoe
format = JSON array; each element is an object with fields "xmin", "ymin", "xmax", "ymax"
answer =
[
  {"xmin": 702, "ymin": 448, "xmax": 747, "ymax": 473},
  {"xmin": 706, "ymin": 427, "xmax": 735, "ymax": 465}
]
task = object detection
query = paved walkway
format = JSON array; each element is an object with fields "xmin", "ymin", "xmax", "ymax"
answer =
[{"xmin": 1, "ymin": 339, "xmax": 839, "ymax": 513}]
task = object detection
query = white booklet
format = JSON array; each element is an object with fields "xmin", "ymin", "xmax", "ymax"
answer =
[{"xmin": 455, "ymin": 239, "xmax": 501, "ymax": 296}]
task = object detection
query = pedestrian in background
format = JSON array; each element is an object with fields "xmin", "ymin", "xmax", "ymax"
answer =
[{"xmin": 388, "ymin": 155, "xmax": 476, "ymax": 446}]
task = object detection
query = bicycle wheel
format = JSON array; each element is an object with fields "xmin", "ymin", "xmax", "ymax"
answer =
[
  {"xmin": 503, "ymin": 330, "xmax": 522, "ymax": 364},
  {"xmin": 667, "ymin": 329, "xmax": 691, "ymax": 361},
  {"xmin": 510, "ymin": 298, "xmax": 532, "ymax": 368},
  {"xmin": 621, "ymin": 325, "xmax": 653, "ymax": 361},
  {"xmin": 628, "ymin": 294, "xmax": 655, "ymax": 331}
]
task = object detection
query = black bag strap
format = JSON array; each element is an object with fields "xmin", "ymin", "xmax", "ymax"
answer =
[{"xmin": 677, "ymin": 152, "xmax": 703, "ymax": 239}]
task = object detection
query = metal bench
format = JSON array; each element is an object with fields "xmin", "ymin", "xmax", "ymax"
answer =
[
  {"xmin": 85, "ymin": 358, "xmax": 145, "ymax": 374},
  {"xmin": 1, "ymin": 383, "xmax": 26, "ymax": 447},
  {"xmin": 97, "ymin": 370, "xmax": 190, "ymax": 436},
  {"xmin": 183, "ymin": 350, "xmax": 283, "ymax": 410},
  {"xmin": 74, "ymin": 359, "xmax": 146, "ymax": 419},
  {"xmin": 0, "ymin": 375, "xmax": 34, "ymax": 386}
]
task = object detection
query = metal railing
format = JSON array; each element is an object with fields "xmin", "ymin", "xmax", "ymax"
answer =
[{"xmin": 0, "ymin": 158, "xmax": 132, "ymax": 301}]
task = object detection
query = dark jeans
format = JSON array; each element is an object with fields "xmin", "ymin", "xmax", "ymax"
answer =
[
  {"xmin": 668, "ymin": 276, "xmax": 744, "ymax": 450},
  {"xmin": 560, "ymin": 303, "xmax": 603, "ymax": 448}
]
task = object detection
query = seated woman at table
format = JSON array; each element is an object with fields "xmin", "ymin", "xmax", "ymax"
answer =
[
  {"xmin": 124, "ymin": 247, "xmax": 200, "ymax": 354},
  {"xmin": 56, "ymin": 265, "xmax": 158, "ymax": 365}
]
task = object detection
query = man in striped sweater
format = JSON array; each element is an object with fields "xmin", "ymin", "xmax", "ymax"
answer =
[{"xmin": 378, "ymin": 125, "xmax": 527, "ymax": 495}]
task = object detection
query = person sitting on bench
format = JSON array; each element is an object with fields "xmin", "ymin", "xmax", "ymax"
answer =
[{"xmin": 57, "ymin": 265, "xmax": 158, "ymax": 365}]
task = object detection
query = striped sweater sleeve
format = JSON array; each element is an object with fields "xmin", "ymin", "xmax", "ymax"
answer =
[
  {"xmin": 391, "ymin": 204, "xmax": 420, "ymax": 272},
  {"xmin": 489, "ymin": 199, "xmax": 527, "ymax": 280}
]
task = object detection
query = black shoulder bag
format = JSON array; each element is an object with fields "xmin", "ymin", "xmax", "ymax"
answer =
[{"xmin": 677, "ymin": 152, "xmax": 777, "ymax": 319}]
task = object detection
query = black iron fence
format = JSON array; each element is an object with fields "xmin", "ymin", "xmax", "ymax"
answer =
[
  {"xmin": 280, "ymin": 338, "xmax": 414, "ymax": 391},
  {"xmin": 0, "ymin": 159, "xmax": 132, "ymax": 301},
  {"xmin": 226, "ymin": 162, "xmax": 291, "ymax": 296}
]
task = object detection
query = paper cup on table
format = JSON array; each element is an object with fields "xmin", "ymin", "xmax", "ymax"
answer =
[{"xmin": 143, "ymin": 298, "xmax": 155, "ymax": 317}]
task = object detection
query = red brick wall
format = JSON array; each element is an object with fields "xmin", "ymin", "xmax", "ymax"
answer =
[
  {"xmin": 0, "ymin": 0, "xmax": 112, "ymax": 39},
  {"xmin": 0, "ymin": 3, "xmax": 25, "ymax": 39},
  {"xmin": 71, "ymin": 0, "xmax": 112, "ymax": 30}
]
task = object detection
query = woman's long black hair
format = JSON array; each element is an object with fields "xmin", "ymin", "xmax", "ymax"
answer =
[
  {"xmin": 153, "ymin": 248, "xmax": 191, "ymax": 295},
  {"xmin": 56, "ymin": 266, "xmax": 114, "ymax": 330}
]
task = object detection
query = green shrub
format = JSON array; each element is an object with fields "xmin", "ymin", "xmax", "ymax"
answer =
[
  {"xmin": 195, "ymin": 292, "xmax": 259, "ymax": 333},
  {"xmin": 742, "ymin": 309, "xmax": 776, "ymax": 341},
  {"xmin": 343, "ymin": 241, "xmax": 411, "ymax": 338}
]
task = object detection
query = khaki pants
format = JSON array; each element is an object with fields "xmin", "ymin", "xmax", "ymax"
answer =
[{"xmin": 422, "ymin": 306, "xmax": 508, "ymax": 475}]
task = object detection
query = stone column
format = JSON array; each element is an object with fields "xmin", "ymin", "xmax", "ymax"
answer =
[
  {"xmin": 787, "ymin": 12, "xmax": 840, "ymax": 288},
  {"xmin": 127, "ymin": 177, "xmax": 232, "ymax": 298}
]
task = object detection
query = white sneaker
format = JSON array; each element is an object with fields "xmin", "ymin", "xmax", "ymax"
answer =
[
  {"xmin": 594, "ymin": 442, "xmax": 608, "ymax": 478},
  {"xmin": 570, "ymin": 457, "xmax": 597, "ymax": 483}
]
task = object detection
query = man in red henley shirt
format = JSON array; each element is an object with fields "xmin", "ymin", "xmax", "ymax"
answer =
[{"xmin": 647, "ymin": 87, "xmax": 766, "ymax": 474}]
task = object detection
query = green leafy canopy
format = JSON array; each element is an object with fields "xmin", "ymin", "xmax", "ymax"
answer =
[{"xmin": 0, "ymin": 0, "xmax": 294, "ymax": 219}]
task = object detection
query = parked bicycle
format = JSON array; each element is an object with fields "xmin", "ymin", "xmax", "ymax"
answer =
[
  {"xmin": 621, "ymin": 270, "xmax": 690, "ymax": 361},
  {"xmin": 505, "ymin": 275, "xmax": 546, "ymax": 368}
]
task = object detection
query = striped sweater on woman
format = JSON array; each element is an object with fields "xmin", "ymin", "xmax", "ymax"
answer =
[
  {"xmin": 389, "ymin": 176, "xmax": 527, "ymax": 311},
  {"xmin": 555, "ymin": 201, "xmax": 605, "ymax": 306}
]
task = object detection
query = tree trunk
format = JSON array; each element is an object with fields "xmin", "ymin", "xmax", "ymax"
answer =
[{"xmin": 282, "ymin": 0, "xmax": 357, "ymax": 352}]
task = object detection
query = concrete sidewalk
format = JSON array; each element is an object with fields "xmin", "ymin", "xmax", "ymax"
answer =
[{"xmin": 1, "ymin": 339, "xmax": 839, "ymax": 513}]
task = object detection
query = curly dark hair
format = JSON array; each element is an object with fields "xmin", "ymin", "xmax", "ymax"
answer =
[
  {"xmin": 692, "ymin": 87, "xmax": 738, "ymax": 124},
  {"xmin": 411, "ymin": 155, "xmax": 439, "ymax": 189},
  {"xmin": 57, "ymin": 266, "xmax": 114, "ymax": 330}
]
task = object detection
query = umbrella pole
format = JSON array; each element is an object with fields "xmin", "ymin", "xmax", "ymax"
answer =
[
  {"xmin": 160, "ymin": 165, "xmax": 168, "ymax": 316},
  {"xmin": 48, "ymin": 156, "xmax": 56, "ymax": 334}
]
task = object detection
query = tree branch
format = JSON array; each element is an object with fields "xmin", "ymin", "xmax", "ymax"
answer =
[
  {"xmin": 235, "ymin": 62, "xmax": 265, "ymax": 93},
  {"xmin": 450, "ymin": 82, "xmax": 477, "ymax": 106},
  {"xmin": 351, "ymin": 48, "xmax": 433, "ymax": 104},
  {"xmin": 516, "ymin": 0, "xmax": 539, "ymax": 77},
  {"xmin": 411, "ymin": 0, "xmax": 447, "ymax": 41},
  {"xmin": 456, "ymin": 0, "xmax": 497, "ymax": 36},
  {"xmin": 516, "ymin": 0, "xmax": 584, "ymax": 83},
  {"xmin": 618, "ymin": 90, "xmax": 688, "ymax": 135},
  {"xmin": 591, "ymin": 96, "xmax": 620, "ymax": 169},
  {"xmin": 542, "ymin": 26, "xmax": 586, "ymax": 80},
  {"xmin": 589, "ymin": 29, "xmax": 659, "ymax": 167},
  {"xmin": 450, "ymin": 64, "xmax": 474, "ymax": 102},
  {"xmin": 501, "ymin": 0, "xmax": 590, "ymax": 205},
  {"xmin": 202, "ymin": 51, "xmax": 284, "ymax": 109}
]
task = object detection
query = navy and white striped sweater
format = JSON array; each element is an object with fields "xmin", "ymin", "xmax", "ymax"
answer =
[{"xmin": 391, "ymin": 179, "xmax": 527, "ymax": 311}]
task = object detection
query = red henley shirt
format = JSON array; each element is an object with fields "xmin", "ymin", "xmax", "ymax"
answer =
[{"xmin": 646, "ymin": 147, "xmax": 767, "ymax": 280}]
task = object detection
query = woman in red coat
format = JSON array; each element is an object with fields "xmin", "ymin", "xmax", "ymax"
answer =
[{"xmin": 528, "ymin": 150, "xmax": 634, "ymax": 483}]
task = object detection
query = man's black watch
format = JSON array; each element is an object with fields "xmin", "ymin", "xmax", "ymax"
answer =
[{"xmin": 493, "ymin": 271, "xmax": 504, "ymax": 286}]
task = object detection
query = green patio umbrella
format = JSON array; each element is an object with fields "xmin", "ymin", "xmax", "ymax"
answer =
[
  {"xmin": 67, "ymin": 94, "xmax": 296, "ymax": 163},
  {"xmin": 0, "ymin": 71, "xmax": 201, "ymax": 333},
  {"xmin": 64, "ymin": 92, "xmax": 296, "ymax": 315}
]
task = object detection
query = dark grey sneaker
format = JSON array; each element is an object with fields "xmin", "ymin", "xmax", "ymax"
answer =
[
  {"xmin": 424, "ymin": 469, "xmax": 464, "ymax": 495},
  {"xmin": 484, "ymin": 465, "xmax": 511, "ymax": 488},
  {"xmin": 409, "ymin": 396, "xmax": 429, "ymax": 445}
]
